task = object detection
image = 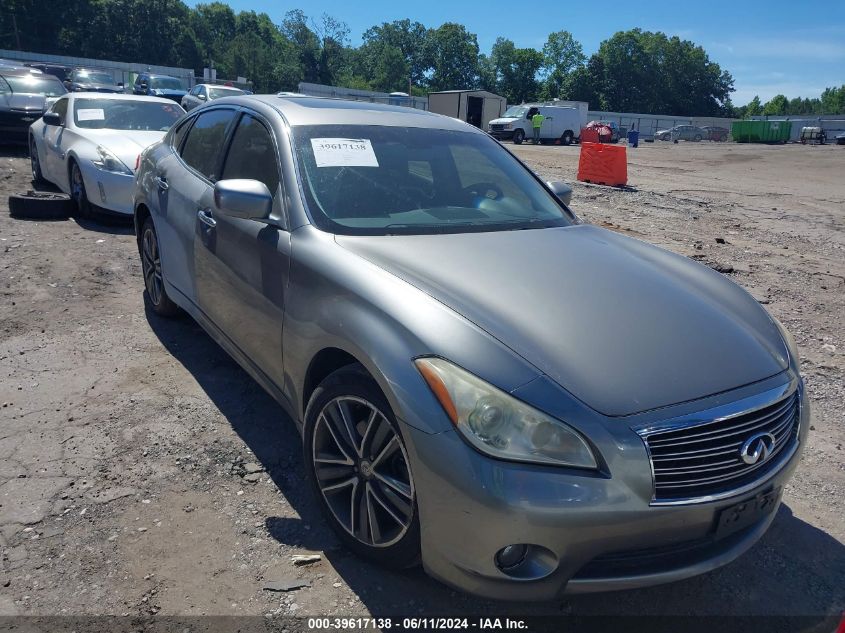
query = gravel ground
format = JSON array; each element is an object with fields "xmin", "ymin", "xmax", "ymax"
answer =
[{"xmin": 0, "ymin": 140, "xmax": 843, "ymax": 629}]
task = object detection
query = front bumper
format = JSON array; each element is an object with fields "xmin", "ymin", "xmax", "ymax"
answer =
[
  {"xmin": 402, "ymin": 377, "xmax": 809, "ymax": 600},
  {"xmin": 0, "ymin": 111, "xmax": 41, "ymax": 144},
  {"xmin": 489, "ymin": 129, "xmax": 515, "ymax": 140},
  {"xmin": 81, "ymin": 163, "xmax": 134, "ymax": 215}
]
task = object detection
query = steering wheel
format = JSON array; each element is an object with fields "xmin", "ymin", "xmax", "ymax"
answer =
[{"xmin": 462, "ymin": 182, "xmax": 504, "ymax": 202}]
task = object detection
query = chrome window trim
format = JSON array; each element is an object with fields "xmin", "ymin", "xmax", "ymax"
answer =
[{"xmin": 635, "ymin": 377, "xmax": 801, "ymax": 506}]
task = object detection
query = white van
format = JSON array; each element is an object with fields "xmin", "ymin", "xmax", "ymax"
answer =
[{"xmin": 488, "ymin": 104, "xmax": 582, "ymax": 145}]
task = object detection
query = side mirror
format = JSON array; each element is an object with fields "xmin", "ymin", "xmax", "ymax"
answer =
[
  {"xmin": 213, "ymin": 179, "xmax": 272, "ymax": 220},
  {"xmin": 546, "ymin": 180, "xmax": 573, "ymax": 206},
  {"xmin": 197, "ymin": 94, "xmax": 207, "ymax": 101},
  {"xmin": 42, "ymin": 112, "xmax": 62, "ymax": 126}
]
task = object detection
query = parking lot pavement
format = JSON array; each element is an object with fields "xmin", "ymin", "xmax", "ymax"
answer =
[{"xmin": 0, "ymin": 142, "xmax": 843, "ymax": 626}]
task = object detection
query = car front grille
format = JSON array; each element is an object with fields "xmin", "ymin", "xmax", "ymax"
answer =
[
  {"xmin": 642, "ymin": 390, "xmax": 799, "ymax": 503},
  {"xmin": 491, "ymin": 124, "xmax": 505, "ymax": 131}
]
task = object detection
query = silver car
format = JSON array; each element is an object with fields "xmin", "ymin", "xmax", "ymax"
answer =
[
  {"xmin": 181, "ymin": 83, "xmax": 245, "ymax": 111},
  {"xmin": 656, "ymin": 125, "xmax": 707, "ymax": 142},
  {"xmin": 133, "ymin": 95, "xmax": 807, "ymax": 600}
]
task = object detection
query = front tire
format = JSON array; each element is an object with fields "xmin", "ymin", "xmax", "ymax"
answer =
[
  {"xmin": 512, "ymin": 129, "xmax": 525, "ymax": 145},
  {"xmin": 304, "ymin": 365, "xmax": 420, "ymax": 569},
  {"xmin": 561, "ymin": 131, "xmax": 574, "ymax": 146},
  {"xmin": 30, "ymin": 137, "xmax": 45, "ymax": 184},
  {"xmin": 69, "ymin": 160, "xmax": 92, "ymax": 219},
  {"xmin": 140, "ymin": 217, "xmax": 179, "ymax": 317}
]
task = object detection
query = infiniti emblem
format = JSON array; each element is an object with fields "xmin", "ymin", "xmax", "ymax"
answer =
[{"xmin": 740, "ymin": 432, "xmax": 775, "ymax": 465}]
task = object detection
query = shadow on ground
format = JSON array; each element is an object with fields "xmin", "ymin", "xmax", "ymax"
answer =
[{"xmin": 144, "ymin": 292, "xmax": 844, "ymax": 630}]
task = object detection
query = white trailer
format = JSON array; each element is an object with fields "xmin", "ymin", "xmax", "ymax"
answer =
[{"xmin": 427, "ymin": 90, "xmax": 507, "ymax": 130}]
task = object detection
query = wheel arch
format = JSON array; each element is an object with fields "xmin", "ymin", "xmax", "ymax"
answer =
[
  {"xmin": 302, "ymin": 347, "xmax": 372, "ymax": 418},
  {"xmin": 134, "ymin": 203, "xmax": 152, "ymax": 251}
]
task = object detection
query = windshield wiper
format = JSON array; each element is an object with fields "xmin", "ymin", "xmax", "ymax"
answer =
[{"xmin": 383, "ymin": 222, "xmax": 475, "ymax": 235}]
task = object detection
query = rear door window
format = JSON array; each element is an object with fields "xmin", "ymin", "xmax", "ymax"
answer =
[{"xmin": 179, "ymin": 108, "xmax": 236, "ymax": 181}]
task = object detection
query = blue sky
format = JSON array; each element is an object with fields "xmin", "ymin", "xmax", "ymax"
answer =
[{"xmin": 186, "ymin": 0, "xmax": 845, "ymax": 105}]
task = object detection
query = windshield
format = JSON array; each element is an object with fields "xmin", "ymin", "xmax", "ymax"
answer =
[
  {"xmin": 3, "ymin": 74, "xmax": 66, "ymax": 96},
  {"xmin": 503, "ymin": 105, "xmax": 528, "ymax": 119},
  {"xmin": 73, "ymin": 98, "xmax": 182, "ymax": 131},
  {"xmin": 292, "ymin": 124, "xmax": 573, "ymax": 236},
  {"xmin": 75, "ymin": 71, "xmax": 114, "ymax": 85},
  {"xmin": 150, "ymin": 77, "xmax": 182, "ymax": 90},
  {"xmin": 208, "ymin": 86, "xmax": 243, "ymax": 99}
]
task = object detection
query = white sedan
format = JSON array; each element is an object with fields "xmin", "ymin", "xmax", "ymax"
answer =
[{"xmin": 29, "ymin": 93, "xmax": 184, "ymax": 217}]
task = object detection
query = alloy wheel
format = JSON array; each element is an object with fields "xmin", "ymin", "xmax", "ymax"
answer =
[
  {"xmin": 312, "ymin": 396, "xmax": 414, "ymax": 548},
  {"xmin": 30, "ymin": 139, "xmax": 40, "ymax": 181},
  {"xmin": 141, "ymin": 227, "xmax": 163, "ymax": 306}
]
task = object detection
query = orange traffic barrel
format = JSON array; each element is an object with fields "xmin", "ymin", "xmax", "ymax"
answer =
[{"xmin": 577, "ymin": 142, "xmax": 627, "ymax": 187}]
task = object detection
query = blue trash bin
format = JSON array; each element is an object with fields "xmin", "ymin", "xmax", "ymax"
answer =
[{"xmin": 627, "ymin": 129, "xmax": 639, "ymax": 147}]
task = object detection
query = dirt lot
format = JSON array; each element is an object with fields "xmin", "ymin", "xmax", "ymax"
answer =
[{"xmin": 1, "ymin": 141, "xmax": 843, "ymax": 628}]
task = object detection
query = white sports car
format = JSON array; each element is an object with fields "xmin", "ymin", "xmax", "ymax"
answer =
[{"xmin": 29, "ymin": 93, "xmax": 184, "ymax": 217}]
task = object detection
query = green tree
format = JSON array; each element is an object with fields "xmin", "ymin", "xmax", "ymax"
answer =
[
  {"xmin": 490, "ymin": 37, "xmax": 543, "ymax": 103},
  {"xmin": 427, "ymin": 23, "xmax": 480, "ymax": 91},
  {"xmin": 361, "ymin": 19, "xmax": 431, "ymax": 87},
  {"xmin": 820, "ymin": 85, "xmax": 845, "ymax": 114},
  {"xmin": 763, "ymin": 94, "xmax": 789, "ymax": 115},
  {"xmin": 540, "ymin": 30, "xmax": 585, "ymax": 100},
  {"xmin": 574, "ymin": 30, "xmax": 733, "ymax": 115},
  {"xmin": 745, "ymin": 96, "xmax": 762, "ymax": 117}
]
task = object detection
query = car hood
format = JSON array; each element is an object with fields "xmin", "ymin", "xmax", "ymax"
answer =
[
  {"xmin": 336, "ymin": 224, "xmax": 789, "ymax": 417},
  {"xmin": 77, "ymin": 129, "xmax": 166, "ymax": 171},
  {"xmin": 489, "ymin": 117, "xmax": 519, "ymax": 125},
  {"xmin": 4, "ymin": 93, "xmax": 47, "ymax": 112}
]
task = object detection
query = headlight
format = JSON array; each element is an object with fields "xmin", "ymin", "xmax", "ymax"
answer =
[
  {"xmin": 92, "ymin": 146, "xmax": 132, "ymax": 175},
  {"xmin": 503, "ymin": 122, "xmax": 512, "ymax": 130},
  {"xmin": 773, "ymin": 317, "xmax": 800, "ymax": 369},
  {"xmin": 415, "ymin": 357, "xmax": 598, "ymax": 469}
]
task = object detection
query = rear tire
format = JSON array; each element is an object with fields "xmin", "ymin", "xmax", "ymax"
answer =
[
  {"xmin": 512, "ymin": 129, "xmax": 525, "ymax": 145},
  {"xmin": 694, "ymin": 134, "xmax": 702, "ymax": 142},
  {"xmin": 304, "ymin": 364, "xmax": 421, "ymax": 569},
  {"xmin": 140, "ymin": 217, "xmax": 179, "ymax": 317},
  {"xmin": 561, "ymin": 131, "xmax": 574, "ymax": 146}
]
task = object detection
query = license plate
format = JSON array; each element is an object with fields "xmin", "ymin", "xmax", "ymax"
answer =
[{"xmin": 715, "ymin": 488, "xmax": 781, "ymax": 538}]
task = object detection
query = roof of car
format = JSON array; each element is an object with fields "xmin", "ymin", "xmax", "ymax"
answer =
[
  {"xmin": 206, "ymin": 94, "xmax": 479, "ymax": 132},
  {"xmin": 64, "ymin": 93, "xmax": 180, "ymax": 105},
  {"xmin": 0, "ymin": 67, "xmax": 52, "ymax": 77}
]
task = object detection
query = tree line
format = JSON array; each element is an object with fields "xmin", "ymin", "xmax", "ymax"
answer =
[
  {"xmin": 2, "ymin": 0, "xmax": 843, "ymax": 117},
  {"xmin": 737, "ymin": 89, "xmax": 845, "ymax": 118}
]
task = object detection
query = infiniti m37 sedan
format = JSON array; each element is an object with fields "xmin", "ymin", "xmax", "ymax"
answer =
[{"xmin": 133, "ymin": 95, "xmax": 807, "ymax": 600}]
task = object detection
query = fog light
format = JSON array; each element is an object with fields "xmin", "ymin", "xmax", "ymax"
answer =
[
  {"xmin": 495, "ymin": 544, "xmax": 528, "ymax": 570},
  {"xmin": 97, "ymin": 182, "xmax": 107, "ymax": 204}
]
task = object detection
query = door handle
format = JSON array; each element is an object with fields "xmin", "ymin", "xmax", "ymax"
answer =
[
  {"xmin": 197, "ymin": 208, "xmax": 216, "ymax": 228},
  {"xmin": 153, "ymin": 175, "xmax": 168, "ymax": 191}
]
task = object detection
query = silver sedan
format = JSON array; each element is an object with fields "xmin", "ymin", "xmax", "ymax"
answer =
[
  {"xmin": 29, "ymin": 93, "xmax": 183, "ymax": 217},
  {"xmin": 132, "ymin": 95, "xmax": 807, "ymax": 600}
]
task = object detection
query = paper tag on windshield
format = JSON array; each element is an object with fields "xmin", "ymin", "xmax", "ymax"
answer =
[
  {"xmin": 76, "ymin": 109, "xmax": 105, "ymax": 121},
  {"xmin": 310, "ymin": 138, "xmax": 379, "ymax": 167}
]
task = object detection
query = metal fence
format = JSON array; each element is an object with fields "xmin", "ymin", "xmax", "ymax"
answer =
[{"xmin": 587, "ymin": 110, "xmax": 738, "ymax": 140}]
